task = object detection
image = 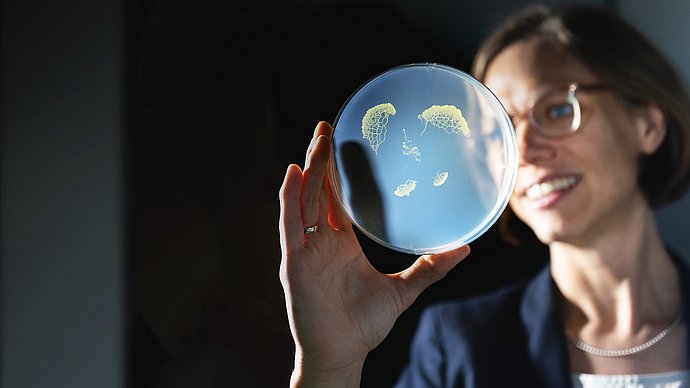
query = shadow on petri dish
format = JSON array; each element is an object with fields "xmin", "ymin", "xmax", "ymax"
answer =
[{"xmin": 337, "ymin": 141, "xmax": 388, "ymax": 243}]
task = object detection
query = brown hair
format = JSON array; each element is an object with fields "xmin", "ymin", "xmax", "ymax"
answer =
[{"xmin": 473, "ymin": 4, "xmax": 690, "ymax": 208}]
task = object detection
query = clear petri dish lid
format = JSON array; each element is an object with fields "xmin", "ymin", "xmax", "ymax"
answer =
[{"xmin": 329, "ymin": 63, "xmax": 518, "ymax": 255}]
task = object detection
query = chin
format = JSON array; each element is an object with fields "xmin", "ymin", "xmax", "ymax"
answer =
[
  {"xmin": 522, "ymin": 215, "xmax": 573, "ymax": 246},
  {"xmin": 532, "ymin": 229, "xmax": 559, "ymax": 245},
  {"xmin": 533, "ymin": 222, "xmax": 588, "ymax": 246}
]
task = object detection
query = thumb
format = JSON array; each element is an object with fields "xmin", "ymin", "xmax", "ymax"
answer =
[{"xmin": 396, "ymin": 245, "xmax": 471, "ymax": 309}]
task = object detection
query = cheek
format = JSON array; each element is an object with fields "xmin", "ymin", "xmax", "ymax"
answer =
[
  {"xmin": 586, "ymin": 106, "xmax": 646, "ymax": 175},
  {"xmin": 588, "ymin": 132, "xmax": 642, "ymax": 189}
]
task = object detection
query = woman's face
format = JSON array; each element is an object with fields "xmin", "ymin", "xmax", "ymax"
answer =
[{"xmin": 484, "ymin": 37, "xmax": 660, "ymax": 245}]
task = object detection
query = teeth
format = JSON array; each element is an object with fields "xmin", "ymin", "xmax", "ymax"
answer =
[{"xmin": 525, "ymin": 176, "xmax": 578, "ymax": 200}]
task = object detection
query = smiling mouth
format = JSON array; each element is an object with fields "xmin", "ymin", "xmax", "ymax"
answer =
[{"xmin": 525, "ymin": 176, "xmax": 579, "ymax": 201}]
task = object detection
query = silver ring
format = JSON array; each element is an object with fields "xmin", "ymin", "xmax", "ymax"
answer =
[{"xmin": 304, "ymin": 225, "xmax": 318, "ymax": 234}]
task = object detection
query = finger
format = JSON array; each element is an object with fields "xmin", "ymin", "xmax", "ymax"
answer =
[
  {"xmin": 316, "ymin": 120, "xmax": 334, "ymax": 139},
  {"xmin": 395, "ymin": 245, "xmax": 471, "ymax": 308},
  {"xmin": 316, "ymin": 124, "xmax": 334, "ymax": 228},
  {"xmin": 279, "ymin": 164, "xmax": 305, "ymax": 254},
  {"xmin": 305, "ymin": 121, "xmax": 333, "ymax": 170},
  {"xmin": 301, "ymin": 133, "xmax": 331, "ymax": 228}
]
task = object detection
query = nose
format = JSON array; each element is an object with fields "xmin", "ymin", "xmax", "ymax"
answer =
[{"xmin": 514, "ymin": 119, "xmax": 556, "ymax": 165}]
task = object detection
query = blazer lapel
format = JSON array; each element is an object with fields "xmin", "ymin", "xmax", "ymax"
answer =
[{"xmin": 520, "ymin": 265, "xmax": 573, "ymax": 387}]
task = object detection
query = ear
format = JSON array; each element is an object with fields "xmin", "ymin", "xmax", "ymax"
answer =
[{"xmin": 637, "ymin": 103, "xmax": 666, "ymax": 155}]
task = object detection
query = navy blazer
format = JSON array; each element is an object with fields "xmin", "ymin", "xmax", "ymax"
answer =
[{"xmin": 396, "ymin": 252, "xmax": 690, "ymax": 388}]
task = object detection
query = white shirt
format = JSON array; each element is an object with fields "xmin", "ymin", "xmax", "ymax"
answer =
[{"xmin": 572, "ymin": 370, "xmax": 690, "ymax": 388}]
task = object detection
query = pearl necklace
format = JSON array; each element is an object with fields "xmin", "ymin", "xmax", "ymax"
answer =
[{"xmin": 567, "ymin": 310, "xmax": 685, "ymax": 358}]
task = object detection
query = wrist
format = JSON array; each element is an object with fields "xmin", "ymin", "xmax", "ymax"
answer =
[{"xmin": 290, "ymin": 353, "xmax": 365, "ymax": 388}]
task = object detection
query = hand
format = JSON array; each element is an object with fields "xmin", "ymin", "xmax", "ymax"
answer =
[{"xmin": 279, "ymin": 122, "xmax": 470, "ymax": 387}]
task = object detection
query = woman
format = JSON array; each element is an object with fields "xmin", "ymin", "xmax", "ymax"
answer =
[{"xmin": 279, "ymin": 5, "xmax": 690, "ymax": 387}]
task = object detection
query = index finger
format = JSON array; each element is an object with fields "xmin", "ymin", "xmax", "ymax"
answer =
[{"xmin": 279, "ymin": 163, "xmax": 304, "ymax": 254}]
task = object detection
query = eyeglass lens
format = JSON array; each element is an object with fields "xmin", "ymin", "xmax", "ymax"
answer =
[{"xmin": 510, "ymin": 86, "xmax": 581, "ymax": 138}]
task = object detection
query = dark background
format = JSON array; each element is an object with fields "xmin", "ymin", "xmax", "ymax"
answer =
[
  {"xmin": 2, "ymin": 0, "xmax": 688, "ymax": 387},
  {"xmin": 125, "ymin": 1, "xmax": 555, "ymax": 386}
]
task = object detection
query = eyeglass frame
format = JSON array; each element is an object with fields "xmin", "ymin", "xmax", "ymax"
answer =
[{"xmin": 506, "ymin": 82, "xmax": 614, "ymax": 138}]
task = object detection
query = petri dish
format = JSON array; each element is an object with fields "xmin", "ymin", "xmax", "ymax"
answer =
[{"xmin": 329, "ymin": 63, "xmax": 517, "ymax": 255}]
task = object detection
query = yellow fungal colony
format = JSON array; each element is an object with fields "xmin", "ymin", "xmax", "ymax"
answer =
[
  {"xmin": 394, "ymin": 179, "xmax": 417, "ymax": 197},
  {"xmin": 418, "ymin": 105, "xmax": 471, "ymax": 137},
  {"xmin": 361, "ymin": 103, "xmax": 396, "ymax": 153},
  {"xmin": 433, "ymin": 171, "xmax": 449, "ymax": 187}
]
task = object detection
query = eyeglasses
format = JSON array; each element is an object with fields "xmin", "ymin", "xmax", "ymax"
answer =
[{"xmin": 507, "ymin": 82, "xmax": 612, "ymax": 138}]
